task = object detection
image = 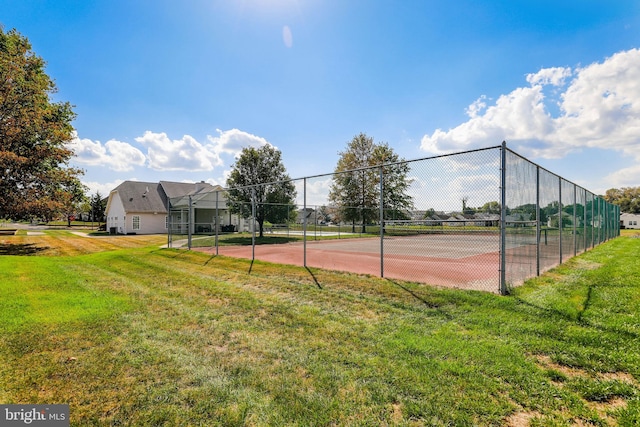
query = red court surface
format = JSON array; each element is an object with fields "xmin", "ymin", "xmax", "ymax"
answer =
[{"xmin": 195, "ymin": 234, "xmax": 505, "ymax": 293}]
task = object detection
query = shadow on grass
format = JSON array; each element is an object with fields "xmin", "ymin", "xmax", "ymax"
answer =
[
  {"xmin": 154, "ymin": 248, "xmax": 191, "ymax": 259},
  {"xmin": 386, "ymin": 278, "xmax": 455, "ymax": 320},
  {"xmin": 204, "ymin": 253, "xmax": 217, "ymax": 265},
  {"xmin": 305, "ymin": 267, "xmax": 322, "ymax": 289},
  {"xmin": 514, "ymin": 295, "xmax": 640, "ymax": 341},
  {"xmin": 0, "ymin": 242, "xmax": 49, "ymax": 255}
]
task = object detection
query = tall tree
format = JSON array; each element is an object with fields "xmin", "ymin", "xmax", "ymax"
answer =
[
  {"xmin": 226, "ymin": 145, "xmax": 297, "ymax": 237},
  {"xmin": 0, "ymin": 27, "xmax": 84, "ymax": 220},
  {"xmin": 328, "ymin": 133, "xmax": 413, "ymax": 232},
  {"xmin": 604, "ymin": 186, "xmax": 640, "ymax": 213},
  {"xmin": 480, "ymin": 201, "xmax": 501, "ymax": 214},
  {"xmin": 90, "ymin": 191, "xmax": 107, "ymax": 222}
]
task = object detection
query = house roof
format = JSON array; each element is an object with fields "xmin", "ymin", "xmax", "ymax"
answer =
[
  {"xmin": 108, "ymin": 181, "xmax": 220, "ymax": 214},
  {"xmin": 166, "ymin": 182, "xmax": 226, "ymax": 209},
  {"xmin": 432, "ymin": 214, "xmax": 450, "ymax": 220},
  {"xmin": 474, "ymin": 213, "xmax": 500, "ymax": 220},
  {"xmin": 159, "ymin": 181, "xmax": 216, "ymax": 198},
  {"xmin": 297, "ymin": 208, "xmax": 315, "ymax": 218},
  {"xmin": 110, "ymin": 181, "xmax": 167, "ymax": 214}
]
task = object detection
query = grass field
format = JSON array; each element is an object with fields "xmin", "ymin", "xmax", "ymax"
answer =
[{"xmin": 1, "ymin": 229, "xmax": 639, "ymax": 426}]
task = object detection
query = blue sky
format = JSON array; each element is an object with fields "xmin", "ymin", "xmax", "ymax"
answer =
[{"xmin": 2, "ymin": 0, "xmax": 640, "ymax": 204}]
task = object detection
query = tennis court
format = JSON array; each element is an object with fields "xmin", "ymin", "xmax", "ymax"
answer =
[
  {"xmin": 174, "ymin": 144, "xmax": 619, "ymax": 294},
  {"xmin": 200, "ymin": 232, "xmax": 517, "ymax": 292}
]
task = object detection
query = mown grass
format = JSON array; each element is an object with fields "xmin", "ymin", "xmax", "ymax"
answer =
[{"xmin": 0, "ymin": 230, "xmax": 639, "ymax": 425}]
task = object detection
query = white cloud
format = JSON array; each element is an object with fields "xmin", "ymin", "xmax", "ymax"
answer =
[
  {"xmin": 526, "ymin": 66, "xmax": 572, "ymax": 86},
  {"xmin": 602, "ymin": 164, "xmax": 640, "ymax": 189},
  {"xmin": 135, "ymin": 131, "xmax": 222, "ymax": 171},
  {"xmin": 421, "ymin": 48, "xmax": 640, "ymax": 164},
  {"xmin": 82, "ymin": 178, "xmax": 125, "ymax": 197},
  {"xmin": 555, "ymin": 51, "xmax": 640, "ymax": 155},
  {"xmin": 67, "ymin": 133, "xmax": 146, "ymax": 172},
  {"xmin": 465, "ymin": 95, "xmax": 489, "ymax": 119},
  {"xmin": 104, "ymin": 140, "xmax": 148, "ymax": 171},
  {"xmin": 294, "ymin": 176, "xmax": 332, "ymax": 207},
  {"xmin": 70, "ymin": 128, "xmax": 274, "ymax": 179},
  {"xmin": 283, "ymin": 25, "xmax": 293, "ymax": 48},
  {"xmin": 207, "ymin": 128, "xmax": 271, "ymax": 158}
]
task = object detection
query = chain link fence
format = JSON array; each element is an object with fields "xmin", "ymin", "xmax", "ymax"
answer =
[{"xmin": 168, "ymin": 143, "xmax": 619, "ymax": 294}]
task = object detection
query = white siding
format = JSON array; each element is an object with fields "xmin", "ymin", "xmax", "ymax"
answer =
[
  {"xmin": 106, "ymin": 192, "xmax": 168, "ymax": 234},
  {"xmin": 106, "ymin": 193, "xmax": 127, "ymax": 234},
  {"xmin": 130, "ymin": 213, "xmax": 167, "ymax": 234},
  {"xmin": 621, "ymin": 213, "xmax": 640, "ymax": 229}
]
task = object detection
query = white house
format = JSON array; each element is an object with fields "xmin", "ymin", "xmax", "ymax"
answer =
[
  {"xmin": 105, "ymin": 181, "xmax": 219, "ymax": 235},
  {"xmin": 620, "ymin": 212, "xmax": 640, "ymax": 229}
]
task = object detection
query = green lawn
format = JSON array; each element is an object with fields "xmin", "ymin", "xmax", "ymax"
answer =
[{"xmin": 1, "ymin": 230, "xmax": 639, "ymax": 425}]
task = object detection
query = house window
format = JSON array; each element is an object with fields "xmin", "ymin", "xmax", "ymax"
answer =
[
  {"xmin": 165, "ymin": 216, "xmax": 168, "ymax": 229},
  {"xmin": 132, "ymin": 215, "xmax": 141, "ymax": 230}
]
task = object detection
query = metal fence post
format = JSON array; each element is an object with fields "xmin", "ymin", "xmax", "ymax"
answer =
[
  {"xmin": 379, "ymin": 165, "xmax": 384, "ymax": 278},
  {"xmin": 215, "ymin": 190, "xmax": 219, "ymax": 256},
  {"xmin": 602, "ymin": 198, "xmax": 605, "ymax": 243},
  {"xmin": 536, "ymin": 165, "xmax": 540, "ymax": 277},
  {"xmin": 600, "ymin": 197, "xmax": 603, "ymax": 243},
  {"xmin": 167, "ymin": 197, "xmax": 171, "ymax": 248},
  {"xmin": 597, "ymin": 197, "xmax": 601, "ymax": 245},
  {"xmin": 187, "ymin": 195, "xmax": 192, "ymax": 250},
  {"xmin": 303, "ymin": 178, "xmax": 307, "ymax": 268},
  {"xmin": 604, "ymin": 202, "xmax": 611, "ymax": 241},
  {"xmin": 251, "ymin": 187, "xmax": 256, "ymax": 261},
  {"xmin": 592, "ymin": 194, "xmax": 596, "ymax": 248},
  {"xmin": 558, "ymin": 179, "xmax": 562, "ymax": 265},
  {"xmin": 500, "ymin": 142, "xmax": 507, "ymax": 295},
  {"xmin": 581, "ymin": 189, "xmax": 585, "ymax": 254},
  {"xmin": 573, "ymin": 184, "xmax": 578, "ymax": 256}
]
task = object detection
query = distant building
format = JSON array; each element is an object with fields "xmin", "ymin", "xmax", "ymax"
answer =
[
  {"xmin": 620, "ymin": 212, "xmax": 640, "ymax": 229},
  {"xmin": 297, "ymin": 208, "xmax": 327, "ymax": 225},
  {"xmin": 105, "ymin": 180, "xmax": 220, "ymax": 235}
]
